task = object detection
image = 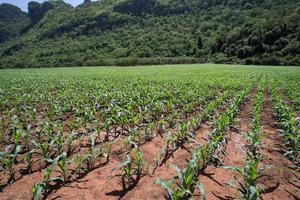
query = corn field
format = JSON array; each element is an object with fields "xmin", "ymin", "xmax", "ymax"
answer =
[{"xmin": 0, "ymin": 64, "xmax": 299, "ymax": 200}]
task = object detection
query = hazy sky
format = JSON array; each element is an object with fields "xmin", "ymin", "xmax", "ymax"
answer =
[{"xmin": 0, "ymin": 0, "xmax": 83, "ymax": 11}]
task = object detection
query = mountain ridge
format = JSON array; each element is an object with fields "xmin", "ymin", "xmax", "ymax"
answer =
[{"xmin": 0, "ymin": 0, "xmax": 299, "ymax": 68}]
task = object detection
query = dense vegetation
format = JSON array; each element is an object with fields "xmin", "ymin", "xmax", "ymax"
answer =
[
  {"xmin": 0, "ymin": 0, "xmax": 299, "ymax": 68},
  {"xmin": 0, "ymin": 4, "xmax": 30, "ymax": 44}
]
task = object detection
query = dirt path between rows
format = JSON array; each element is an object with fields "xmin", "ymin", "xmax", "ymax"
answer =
[
  {"xmin": 39, "ymin": 124, "xmax": 212, "ymax": 200},
  {"xmin": 259, "ymin": 92, "xmax": 300, "ymax": 200},
  {"xmin": 122, "ymin": 123, "xmax": 212, "ymax": 200},
  {"xmin": 193, "ymin": 89, "xmax": 255, "ymax": 200}
]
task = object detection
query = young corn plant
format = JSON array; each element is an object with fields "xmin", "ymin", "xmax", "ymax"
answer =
[
  {"xmin": 74, "ymin": 154, "xmax": 86, "ymax": 176},
  {"xmin": 22, "ymin": 127, "xmax": 31, "ymax": 151},
  {"xmin": 32, "ymin": 165, "xmax": 62, "ymax": 200},
  {"xmin": 112, "ymin": 155, "xmax": 134, "ymax": 183},
  {"xmin": 54, "ymin": 131, "xmax": 63, "ymax": 155},
  {"xmin": 0, "ymin": 144, "xmax": 21, "ymax": 184},
  {"xmin": 157, "ymin": 148, "xmax": 206, "ymax": 200},
  {"xmin": 151, "ymin": 135, "xmax": 171, "ymax": 170},
  {"xmin": 143, "ymin": 122, "xmax": 154, "ymax": 141},
  {"xmin": 83, "ymin": 136, "xmax": 110, "ymax": 170},
  {"xmin": 124, "ymin": 128, "xmax": 139, "ymax": 151},
  {"xmin": 174, "ymin": 122, "xmax": 193, "ymax": 145},
  {"xmin": 156, "ymin": 178, "xmax": 189, "ymax": 199},
  {"xmin": 22, "ymin": 149, "xmax": 36, "ymax": 173},
  {"xmin": 2, "ymin": 154, "xmax": 15, "ymax": 184},
  {"xmin": 167, "ymin": 111, "xmax": 178, "ymax": 128},
  {"xmin": 13, "ymin": 128, "xmax": 22, "ymax": 148},
  {"xmin": 84, "ymin": 136, "xmax": 99, "ymax": 170},
  {"xmin": 247, "ymin": 130, "xmax": 262, "ymax": 156},
  {"xmin": 103, "ymin": 118, "xmax": 113, "ymax": 142},
  {"xmin": 64, "ymin": 133, "xmax": 75, "ymax": 156},
  {"xmin": 196, "ymin": 142, "xmax": 217, "ymax": 170},
  {"xmin": 224, "ymin": 153, "xmax": 269, "ymax": 200},
  {"xmin": 132, "ymin": 147, "xmax": 145, "ymax": 180},
  {"xmin": 56, "ymin": 152, "xmax": 72, "ymax": 183},
  {"xmin": 92, "ymin": 118, "xmax": 101, "ymax": 139},
  {"xmin": 153, "ymin": 101, "xmax": 164, "ymax": 120},
  {"xmin": 189, "ymin": 117, "xmax": 200, "ymax": 132},
  {"xmin": 112, "ymin": 147, "xmax": 145, "ymax": 184},
  {"xmin": 159, "ymin": 132, "xmax": 177, "ymax": 165},
  {"xmin": 157, "ymin": 119, "xmax": 167, "ymax": 135},
  {"xmin": 33, "ymin": 141, "xmax": 53, "ymax": 162}
]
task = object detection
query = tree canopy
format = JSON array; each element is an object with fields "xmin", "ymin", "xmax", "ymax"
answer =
[
  {"xmin": 0, "ymin": 3, "xmax": 30, "ymax": 43},
  {"xmin": 0, "ymin": 0, "xmax": 299, "ymax": 68}
]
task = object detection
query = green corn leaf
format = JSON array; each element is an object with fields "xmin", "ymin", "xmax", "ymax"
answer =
[
  {"xmin": 196, "ymin": 181, "xmax": 206, "ymax": 200},
  {"xmin": 32, "ymin": 183, "xmax": 43, "ymax": 200}
]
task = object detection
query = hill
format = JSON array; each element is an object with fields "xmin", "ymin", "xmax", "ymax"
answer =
[
  {"xmin": 0, "ymin": 0, "xmax": 299, "ymax": 68},
  {"xmin": 0, "ymin": 3, "xmax": 30, "ymax": 43}
]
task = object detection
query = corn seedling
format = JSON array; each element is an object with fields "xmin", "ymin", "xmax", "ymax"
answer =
[
  {"xmin": 54, "ymin": 132, "xmax": 63, "ymax": 155},
  {"xmin": 112, "ymin": 147, "xmax": 145, "ymax": 183},
  {"xmin": 103, "ymin": 118, "xmax": 113, "ymax": 142},
  {"xmin": 224, "ymin": 152, "xmax": 270, "ymax": 200},
  {"xmin": 33, "ymin": 141, "xmax": 52, "ymax": 162},
  {"xmin": 167, "ymin": 112, "xmax": 178, "ymax": 128},
  {"xmin": 125, "ymin": 128, "xmax": 139, "ymax": 150},
  {"xmin": 175, "ymin": 122, "xmax": 193, "ymax": 144},
  {"xmin": 157, "ymin": 159, "xmax": 206, "ymax": 200},
  {"xmin": 157, "ymin": 119, "xmax": 167, "ymax": 134},
  {"xmin": 112, "ymin": 155, "xmax": 134, "ymax": 183},
  {"xmin": 32, "ymin": 165, "xmax": 62, "ymax": 200},
  {"xmin": 74, "ymin": 154, "xmax": 85, "ymax": 175},
  {"xmin": 56, "ymin": 152, "xmax": 72, "ymax": 183},
  {"xmin": 143, "ymin": 122, "xmax": 154, "ymax": 141},
  {"xmin": 1, "ymin": 145, "xmax": 21, "ymax": 182},
  {"xmin": 23, "ymin": 149, "xmax": 36, "ymax": 173},
  {"xmin": 2, "ymin": 154, "xmax": 15, "ymax": 183},
  {"xmin": 64, "ymin": 134, "xmax": 74, "ymax": 156},
  {"xmin": 132, "ymin": 147, "xmax": 145, "ymax": 179}
]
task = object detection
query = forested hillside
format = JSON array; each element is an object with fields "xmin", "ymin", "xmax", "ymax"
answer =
[
  {"xmin": 0, "ymin": 4, "xmax": 30, "ymax": 43},
  {"xmin": 0, "ymin": 0, "xmax": 299, "ymax": 68}
]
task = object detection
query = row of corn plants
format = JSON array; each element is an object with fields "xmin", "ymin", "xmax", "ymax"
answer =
[
  {"xmin": 32, "ymin": 136, "xmax": 112, "ymax": 199},
  {"xmin": 109, "ymin": 88, "xmax": 246, "ymax": 192},
  {"xmin": 156, "ymin": 88, "xmax": 250, "ymax": 200},
  {"xmin": 281, "ymin": 78, "xmax": 300, "ymax": 112},
  {"xmin": 154, "ymin": 89, "xmax": 240, "ymax": 170},
  {"xmin": 0, "ymin": 79, "xmax": 230, "ymax": 154},
  {"xmin": 270, "ymin": 81, "xmax": 300, "ymax": 165},
  {"xmin": 1, "ymin": 79, "xmax": 226, "ymax": 141},
  {"xmin": 0, "ymin": 87, "xmax": 226, "ymax": 191},
  {"xmin": 225, "ymin": 82, "xmax": 268, "ymax": 200}
]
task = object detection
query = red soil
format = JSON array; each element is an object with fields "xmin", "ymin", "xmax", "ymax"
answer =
[
  {"xmin": 122, "ymin": 124, "xmax": 212, "ymax": 200},
  {"xmin": 259, "ymin": 92, "xmax": 300, "ymax": 200},
  {"xmin": 45, "ymin": 124, "xmax": 212, "ymax": 200},
  {"xmin": 194, "ymin": 91, "xmax": 254, "ymax": 200}
]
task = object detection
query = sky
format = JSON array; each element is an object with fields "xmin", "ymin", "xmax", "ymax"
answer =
[{"xmin": 0, "ymin": 0, "xmax": 83, "ymax": 12}]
